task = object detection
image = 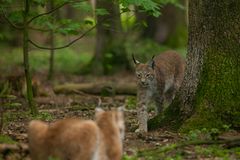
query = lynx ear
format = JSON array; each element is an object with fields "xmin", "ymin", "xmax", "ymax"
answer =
[
  {"xmin": 148, "ymin": 55, "xmax": 155, "ymax": 69},
  {"xmin": 95, "ymin": 97, "xmax": 104, "ymax": 115},
  {"xmin": 132, "ymin": 54, "xmax": 140, "ymax": 65},
  {"xmin": 95, "ymin": 107, "xmax": 104, "ymax": 119},
  {"xmin": 95, "ymin": 107, "xmax": 104, "ymax": 113}
]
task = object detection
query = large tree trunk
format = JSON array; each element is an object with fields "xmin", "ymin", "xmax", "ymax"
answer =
[
  {"xmin": 149, "ymin": 0, "xmax": 240, "ymax": 131},
  {"xmin": 89, "ymin": 0, "xmax": 130, "ymax": 74}
]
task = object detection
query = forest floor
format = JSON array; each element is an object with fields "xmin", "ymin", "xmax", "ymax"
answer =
[{"xmin": 0, "ymin": 71, "xmax": 240, "ymax": 160}]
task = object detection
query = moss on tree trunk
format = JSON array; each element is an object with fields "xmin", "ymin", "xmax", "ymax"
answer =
[{"xmin": 149, "ymin": 0, "xmax": 240, "ymax": 131}]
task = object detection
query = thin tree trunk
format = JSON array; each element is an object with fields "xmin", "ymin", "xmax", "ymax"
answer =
[
  {"xmin": 23, "ymin": 0, "xmax": 37, "ymax": 115},
  {"xmin": 149, "ymin": 0, "xmax": 240, "ymax": 131},
  {"xmin": 89, "ymin": 0, "xmax": 130, "ymax": 74},
  {"xmin": 48, "ymin": 0, "xmax": 55, "ymax": 80}
]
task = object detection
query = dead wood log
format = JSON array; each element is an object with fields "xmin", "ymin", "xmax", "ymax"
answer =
[
  {"xmin": 54, "ymin": 82, "xmax": 137, "ymax": 95},
  {"xmin": 0, "ymin": 143, "xmax": 29, "ymax": 155}
]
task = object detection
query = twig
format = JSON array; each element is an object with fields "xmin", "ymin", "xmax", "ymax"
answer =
[
  {"xmin": 0, "ymin": 7, "xmax": 23, "ymax": 30},
  {"xmin": 27, "ymin": 1, "xmax": 69, "ymax": 24},
  {"xmin": 29, "ymin": 24, "xmax": 96, "ymax": 50},
  {"xmin": 27, "ymin": 0, "xmax": 85, "ymax": 24},
  {"xmin": 28, "ymin": 26, "xmax": 51, "ymax": 32},
  {"xmin": 28, "ymin": 9, "xmax": 128, "ymax": 50}
]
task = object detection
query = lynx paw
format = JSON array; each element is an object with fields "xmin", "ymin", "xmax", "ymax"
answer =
[{"xmin": 135, "ymin": 128, "xmax": 147, "ymax": 133}]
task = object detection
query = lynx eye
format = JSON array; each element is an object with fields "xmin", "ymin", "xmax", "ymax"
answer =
[
  {"xmin": 136, "ymin": 73, "xmax": 141, "ymax": 78},
  {"xmin": 146, "ymin": 73, "xmax": 151, "ymax": 78}
]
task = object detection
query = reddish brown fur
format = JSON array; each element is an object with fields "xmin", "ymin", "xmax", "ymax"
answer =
[
  {"xmin": 134, "ymin": 50, "xmax": 185, "ymax": 132},
  {"xmin": 28, "ymin": 108, "xmax": 124, "ymax": 160}
]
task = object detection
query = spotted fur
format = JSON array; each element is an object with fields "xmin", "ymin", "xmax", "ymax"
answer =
[{"xmin": 133, "ymin": 50, "xmax": 185, "ymax": 132}]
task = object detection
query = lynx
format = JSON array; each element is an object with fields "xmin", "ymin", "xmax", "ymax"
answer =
[
  {"xmin": 28, "ymin": 107, "xmax": 125, "ymax": 160},
  {"xmin": 133, "ymin": 50, "xmax": 185, "ymax": 132}
]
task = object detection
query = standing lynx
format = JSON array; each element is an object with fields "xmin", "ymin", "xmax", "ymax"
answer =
[
  {"xmin": 28, "ymin": 107, "xmax": 125, "ymax": 160},
  {"xmin": 133, "ymin": 50, "xmax": 185, "ymax": 132}
]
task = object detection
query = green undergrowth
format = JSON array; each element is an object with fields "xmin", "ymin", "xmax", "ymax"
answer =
[
  {"xmin": 125, "ymin": 96, "xmax": 137, "ymax": 110},
  {"xmin": 136, "ymin": 144, "xmax": 240, "ymax": 160},
  {"xmin": 0, "ymin": 46, "xmax": 92, "ymax": 74},
  {"xmin": 3, "ymin": 110, "xmax": 54, "ymax": 126},
  {"xmin": 33, "ymin": 111, "xmax": 54, "ymax": 121},
  {"xmin": 126, "ymin": 126, "xmax": 239, "ymax": 160},
  {"xmin": 0, "ymin": 135, "xmax": 16, "ymax": 144}
]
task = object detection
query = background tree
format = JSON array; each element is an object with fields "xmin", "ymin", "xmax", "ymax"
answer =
[
  {"xmin": 149, "ymin": 0, "xmax": 240, "ymax": 131},
  {"xmin": 47, "ymin": 0, "xmax": 55, "ymax": 80},
  {"xmin": 1, "ymin": 0, "xmax": 95, "ymax": 114},
  {"xmin": 88, "ymin": 0, "xmax": 164, "ymax": 74},
  {"xmin": 0, "ymin": 0, "xmax": 164, "ymax": 114},
  {"xmin": 89, "ymin": 0, "xmax": 127, "ymax": 74},
  {"xmin": 136, "ymin": 0, "xmax": 187, "ymax": 47}
]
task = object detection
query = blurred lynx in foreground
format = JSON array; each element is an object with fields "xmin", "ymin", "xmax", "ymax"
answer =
[
  {"xmin": 133, "ymin": 50, "xmax": 185, "ymax": 132},
  {"xmin": 28, "ymin": 107, "xmax": 125, "ymax": 160}
]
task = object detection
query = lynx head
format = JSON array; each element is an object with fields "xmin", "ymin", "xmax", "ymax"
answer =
[
  {"xmin": 132, "ymin": 54, "xmax": 155, "ymax": 87},
  {"xmin": 95, "ymin": 105, "xmax": 125, "ymax": 141}
]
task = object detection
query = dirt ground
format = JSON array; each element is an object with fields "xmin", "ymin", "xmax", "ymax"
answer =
[{"xmin": 1, "ymin": 72, "xmax": 239, "ymax": 160}]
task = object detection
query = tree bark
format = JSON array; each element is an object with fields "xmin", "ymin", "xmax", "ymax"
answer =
[{"xmin": 149, "ymin": 0, "xmax": 240, "ymax": 131}]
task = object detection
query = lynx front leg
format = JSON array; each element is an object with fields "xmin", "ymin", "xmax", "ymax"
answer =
[
  {"xmin": 136, "ymin": 88, "xmax": 152, "ymax": 133},
  {"xmin": 137, "ymin": 103, "xmax": 148, "ymax": 132}
]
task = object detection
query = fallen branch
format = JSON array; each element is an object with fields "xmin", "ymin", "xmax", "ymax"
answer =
[
  {"xmin": 54, "ymin": 82, "xmax": 137, "ymax": 95},
  {"xmin": 0, "ymin": 143, "xmax": 28, "ymax": 154}
]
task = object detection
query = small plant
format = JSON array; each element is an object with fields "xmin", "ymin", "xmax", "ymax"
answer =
[
  {"xmin": 0, "ymin": 135, "xmax": 16, "ymax": 144},
  {"xmin": 122, "ymin": 154, "xmax": 138, "ymax": 160},
  {"xmin": 48, "ymin": 157, "xmax": 60, "ymax": 160},
  {"xmin": 209, "ymin": 128, "xmax": 220, "ymax": 140},
  {"xmin": 0, "ymin": 89, "xmax": 22, "ymax": 133},
  {"xmin": 195, "ymin": 145, "xmax": 232, "ymax": 159},
  {"xmin": 185, "ymin": 127, "xmax": 222, "ymax": 141},
  {"xmin": 33, "ymin": 112, "xmax": 54, "ymax": 121},
  {"xmin": 125, "ymin": 96, "xmax": 137, "ymax": 109}
]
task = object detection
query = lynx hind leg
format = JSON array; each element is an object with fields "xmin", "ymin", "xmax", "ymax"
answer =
[
  {"xmin": 28, "ymin": 120, "xmax": 49, "ymax": 160},
  {"xmin": 154, "ymin": 95, "xmax": 164, "ymax": 114},
  {"xmin": 164, "ymin": 86, "xmax": 175, "ymax": 105}
]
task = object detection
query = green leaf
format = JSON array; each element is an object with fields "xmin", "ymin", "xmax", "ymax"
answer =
[
  {"xmin": 32, "ymin": 0, "xmax": 47, "ymax": 7},
  {"xmin": 95, "ymin": 8, "xmax": 109, "ymax": 16},
  {"xmin": 84, "ymin": 18, "xmax": 94, "ymax": 25},
  {"xmin": 8, "ymin": 102, "xmax": 22, "ymax": 107},
  {"xmin": 72, "ymin": 1, "xmax": 93, "ymax": 13}
]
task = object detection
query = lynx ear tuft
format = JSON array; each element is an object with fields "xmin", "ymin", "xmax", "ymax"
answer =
[
  {"xmin": 132, "ymin": 54, "xmax": 140, "ymax": 65},
  {"xmin": 148, "ymin": 55, "xmax": 155, "ymax": 69}
]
